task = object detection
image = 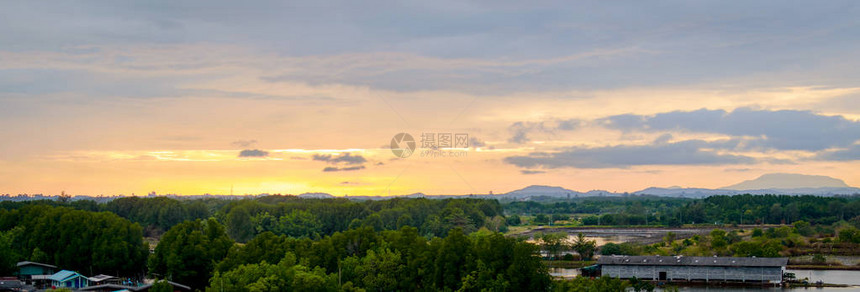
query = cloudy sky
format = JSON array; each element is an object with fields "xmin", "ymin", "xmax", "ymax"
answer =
[{"xmin": 1, "ymin": 1, "xmax": 859, "ymax": 196}]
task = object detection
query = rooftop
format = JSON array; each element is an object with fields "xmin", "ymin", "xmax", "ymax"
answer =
[
  {"xmin": 16, "ymin": 261, "xmax": 57, "ymax": 269},
  {"xmin": 88, "ymin": 274, "xmax": 118, "ymax": 282},
  {"xmin": 49, "ymin": 270, "xmax": 86, "ymax": 282},
  {"xmin": 79, "ymin": 284, "xmax": 139, "ymax": 291},
  {"xmin": 597, "ymin": 255, "xmax": 788, "ymax": 267}
]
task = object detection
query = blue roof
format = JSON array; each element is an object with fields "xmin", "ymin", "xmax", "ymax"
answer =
[{"xmin": 49, "ymin": 270, "xmax": 86, "ymax": 282}]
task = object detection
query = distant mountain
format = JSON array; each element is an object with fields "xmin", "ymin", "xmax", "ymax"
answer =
[
  {"xmin": 722, "ymin": 173, "xmax": 850, "ymax": 190},
  {"xmin": 733, "ymin": 187, "xmax": 860, "ymax": 196},
  {"xmin": 502, "ymin": 185, "xmax": 581, "ymax": 198},
  {"xmin": 298, "ymin": 192, "xmax": 334, "ymax": 198},
  {"xmin": 631, "ymin": 173, "xmax": 859, "ymax": 197}
]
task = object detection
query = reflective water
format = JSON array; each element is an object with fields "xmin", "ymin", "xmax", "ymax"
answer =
[
  {"xmin": 785, "ymin": 269, "xmax": 860, "ymax": 286},
  {"xmin": 552, "ymin": 268, "xmax": 860, "ymax": 291}
]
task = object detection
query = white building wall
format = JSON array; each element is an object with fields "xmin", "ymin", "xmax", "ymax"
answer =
[{"xmin": 602, "ymin": 265, "xmax": 782, "ymax": 283}]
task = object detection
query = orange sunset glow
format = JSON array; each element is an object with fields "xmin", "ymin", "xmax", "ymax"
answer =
[{"xmin": 2, "ymin": 2, "xmax": 859, "ymax": 197}]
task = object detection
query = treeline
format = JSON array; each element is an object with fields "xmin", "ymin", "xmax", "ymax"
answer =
[
  {"xmin": 151, "ymin": 222, "xmax": 551, "ymax": 291},
  {"xmin": 504, "ymin": 197, "xmax": 689, "ymax": 216},
  {"xmin": 0, "ymin": 197, "xmax": 515, "ymax": 290},
  {"xmin": 0, "ymin": 198, "xmax": 218, "ymax": 237},
  {"xmin": 218, "ymin": 197, "xmax": 505, "ymax": 242},
  {"xmin": 0, "ymin": 205, "xmax": 148, "ymax": 276},
  {"xmin": 679, "ymin": 194, "xmax": 860, "ymax": 225},
  {"xmin": 507, "ymin": 194, "xmax": 860, "ymax": 227},
  {"xmin": 1, "ymin": 196, "xmax": 507, "ymax": 242}
]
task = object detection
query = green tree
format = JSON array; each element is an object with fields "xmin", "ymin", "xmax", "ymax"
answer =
[
  {"xmin": 352, "ymin": 249, "xmax": 404, "ymax": 291},
  {"xmin": 539, "ymin": 232, "xmax": 568, "ymax": 260},
  {"xmin": 0, "ymin": 205, "xmax": 147, "ymax": 275},
  {"xmin": 506, "ymin": 215, "xmax": 522, "ymax": 226},
  {"xmin": 277, "ymin": 210, "xmax": 322, "ymax": 238},
  {"xmin": 533, "ymin": 214, "xmax": 549, "ymax": 225},
  {"xmin": 0, "ymin": 227, "xmax": 22, "ymax": 275},
  {"xmin": 709, "ymin": 229, "xmax": 728, "ymax": 250},
  {"xmin": 571, "ymin": 233, "xmax": 596, "ymax": 260},
  {"xmin": 150, "ymin": 279, "xmax": 173, "ymax": 292},
  {"xmin": 553, "ymin": 276, "xmax": 629, "ymax": 292},
  {"xmin": 838, "ymin": 227, "xmax": 860, "ymax": 243},
  {"xmin": 208, "ymin": 253, "xmax": 339, "ymax": 292},
  {"xmin": 434, "ymin": 228, "xmax": 473, "ymax": 290},
  {"xmin": 149, "ymin": 219, "xmax": 234, "ymax": 290}
]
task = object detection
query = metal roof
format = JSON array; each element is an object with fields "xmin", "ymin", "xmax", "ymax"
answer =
[
  {"xmin": 138, "ymin": 280, "xmax": 192, "ymax": 291},
  {"xmin": 49, "ymin": 270, "xmax": 86, "ymax": 282},
  {"xmin": 16, "ymin": 261, "xmax": 57, "ymax": 269},
  {"xmin": 88, "ymin": 274, "xmax": 118, "ymax": 282},
  {"xmin": 0, "ymin": 280, "xmax": 23, "ymax": 289},
  {"xmin": 79, "ymin": 284, "xmax": 139, "ymax": 291},
  {"xmin": 597, "ymin": 255, "xmax": 788, "ymax": 267}
]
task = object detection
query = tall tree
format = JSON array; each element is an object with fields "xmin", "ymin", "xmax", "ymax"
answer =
[{"xmin": 149, "ymin": 219, "xmax": 233, "ymax": 290}]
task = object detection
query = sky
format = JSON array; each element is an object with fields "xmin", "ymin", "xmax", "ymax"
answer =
[{"xmin": 1, "ymin": 1, "xmax": 859, "ymax": 196}]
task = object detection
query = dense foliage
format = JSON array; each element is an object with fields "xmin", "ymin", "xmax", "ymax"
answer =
[
  {"xmin": 219, "ymin": 197, "xmax": 506, "ymax": 242},
  {"xmin": 5, "ymin": 193, "xmax": 860, "ymax": 291},
  {"xmin": 1, "ymin": 197, "xmax": 517, "ymax": 291},
  {"xmin": 104, "ymin": 197, "xmax": 210, "ymax": 236},
  {"xmin": 148, "ymin": 219, "xmax": 233, "ymax": 289},
  {"xmin": 0, "ymin": 205, "xmax": 148, "ymax": 276},
  {"xmin": 507, "ymin": 194, "xmax": 860, "ymax": 227},
  {"xmin": 552, "ymin": 276, "xmax": 630, "ymax": 292},
  {"xmin": 208, "ymin": 226, "xmax": 551, "ymax": 292}
]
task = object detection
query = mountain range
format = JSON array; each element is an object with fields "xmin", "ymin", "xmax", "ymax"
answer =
[
  {"xmin": 497, "ymin": 173, "xmax": 860, "ymax": 199},
  {"xmin": 3, "ymin": 173, "xmax": 857, "ymax": 202}
]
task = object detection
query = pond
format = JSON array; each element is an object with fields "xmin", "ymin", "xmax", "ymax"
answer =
[
  {"xmin": 786, "ymin": 269, "xmax": 860, "ymax": 286},
  {"xmin": 548, "ymin": 267, "xmax": 580, "ymax": 279}
]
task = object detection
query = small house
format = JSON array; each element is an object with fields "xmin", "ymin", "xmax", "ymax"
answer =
[
  {"xmin": 16, "ymin": 261, "xmax": 56, "ymax": 280},
  {"xmin": 49, "ymin": 270, "xmax": 89, "ymax": 289}
]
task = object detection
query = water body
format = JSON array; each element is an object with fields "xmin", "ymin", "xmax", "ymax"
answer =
[
  {"xmin": 526, "ymin": 227, "xmax": 717, "ymax": 245},
  {"xmin": 786, "ymin": 269, "xmax": 860, "ymax": 286},
  {"xmin": 553, "ymin": 268, "xmax": 860, "ymax": 291},
  {"xmin": 548, "ymin": 267, "xmax": 580, "ymax": 279},
  {"xmin": 673, "ymin": 287, "xmax": 858, "ymax": 291}
]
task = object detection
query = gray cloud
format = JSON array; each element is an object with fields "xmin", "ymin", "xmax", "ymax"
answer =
[
  {"xmin": 815, "ymin": 144, "xmax": 860, "ymax": 161},
  {"xmin": 238, "ymin": 149, "xmax": 268, "ymax": 157},
  {"xmin": 520, "ymin": 170, "xmax": 546, "ymax": 175},
  {"xmin": 312, "ymin": 153, "xmax": 367, "ymax": 165},
  {"xmin": 323, "ymin": 165, "xmax": 366, "ymax": 172},
  {"xmin": 505, "ymin": 139, "xmax": 756, "ymax": 169},
  {"xmin": 3, "ymin": 1, "xmax": 860, "ymax": 96},
  {"xmin": 469, "ymin": 137, "xmax": 486, "ymax": 148},
  {"xmin": 507, "ymin": 119, "xmax": 581, "ymax": 144},
  {"xmin": 601, "ymin": 108, "xmax": 860, "ymax": 151}
]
